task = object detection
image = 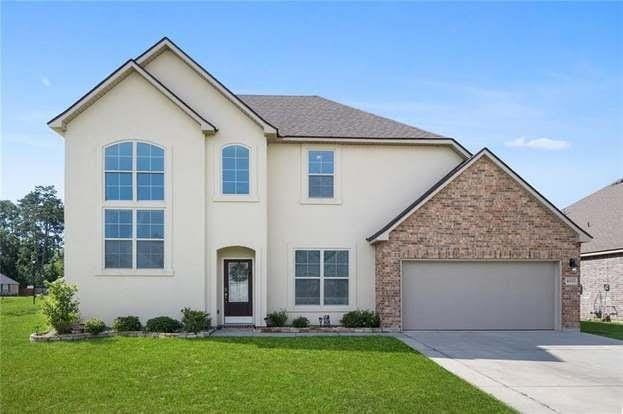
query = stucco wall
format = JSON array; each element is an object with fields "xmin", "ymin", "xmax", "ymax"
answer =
[
  {"xmin": 375, "ymin": 156, "xmax": 582, "ymax": 329},
  {"xmin": 267, "ymin": 143, "xmax": 464, "ymax": 323},
  {"xmin": 580, "ymin": 253, "xmax": 623, "ymax": 320},
  {"xmin": 64, "ymin": 72, "xmax": 207, "ymax": 323}
]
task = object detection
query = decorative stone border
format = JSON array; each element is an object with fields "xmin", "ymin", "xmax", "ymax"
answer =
[
  {"xmin": 30, "ymin": 328, "xmax": 216, "ymax": 342},
  {"xmin": 258, "ymin": 327, "xmax": 392, "ymax": 333}
]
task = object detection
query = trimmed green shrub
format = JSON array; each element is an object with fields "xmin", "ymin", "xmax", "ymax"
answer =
[
  {"xmin": 292, "ymin": 316, "xmax": 310, "ymax": 328},
  {"xmin": 85, "ymin": 318, "xmax": 107, "ymax": 335},
  {"xmin": 181, "ymin": 308, "xmax": 211, "ymax": 333},
  {"xmin": 145, "ymin": 316, "xmax": 182, "ymax": 333},
  {"xmin": 340, "ymin": 310, "xmax": 380, "ymax": 328},
  {"xmin": 41, "ymin": 278, "xmax": 80, "ymax": 334},
  {"xmin": 112, "ymin": 316, "xmax": 142, "ymax": 332},
  {"xmin": 266, "ymin": 310, "xmax": 288, "ymax": 327}
]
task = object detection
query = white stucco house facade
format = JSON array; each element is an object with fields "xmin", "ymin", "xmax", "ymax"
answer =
[{"xmin": 49, "ymin": 38, "xmax": 590, "ymax": 330}]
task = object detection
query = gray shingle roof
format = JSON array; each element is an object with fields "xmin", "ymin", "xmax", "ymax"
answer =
[
  {"xmin": 0, "ymin": 273, "xmax": 19, "ymax": 285},
  {"xmin": 565, "ymin": 178, "xmax": 623, "ymax": 254},
  {"xmin": 237, "ymin": 95, "xmax": 447, "ymax": 139}
]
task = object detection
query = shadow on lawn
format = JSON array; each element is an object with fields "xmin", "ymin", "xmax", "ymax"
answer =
[{"xmin": 203, "ymin": 336, "xmax": 415, "ymax": 353}]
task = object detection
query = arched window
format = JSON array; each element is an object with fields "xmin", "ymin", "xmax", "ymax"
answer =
[
  {"xmin": 104, "ymin": 142, "xmax": 164, "ymax": 201},
  {"xmin": 222, "ymin": 145, "xmax": 249, "ymax": 195}
]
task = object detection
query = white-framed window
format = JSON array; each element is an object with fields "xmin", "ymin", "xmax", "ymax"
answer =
[
  {"xmin": 294, "ymin": 249, "xmax": 349, "ymax": 306},
  {"xmin": 104, "ymin": 208, "xmax": 164, "ymax": 269},
  {"xmin": 308, "ymin": 150, "xmax": 334, "ymax": 198},
  {"xmin": 222, "ymin": 144, "xmax": 250, "ymax": 195},
  {"xmin": 104, "ymin": 141, "xmax": 164, "ymax": 201}
]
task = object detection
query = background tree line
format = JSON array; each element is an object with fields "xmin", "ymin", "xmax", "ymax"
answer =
[{"xmin": 0, "ymin": 185, "xmax": 64, "ymax": 287}]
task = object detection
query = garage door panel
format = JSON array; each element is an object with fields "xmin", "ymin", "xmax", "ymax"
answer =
[{"xmin": 402, "ymin": 261, "xmax": 556, "ymax": 330}]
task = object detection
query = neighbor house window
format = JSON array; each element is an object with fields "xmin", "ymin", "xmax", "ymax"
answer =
[
  {"xmin": 104, "ymin": 141, "xmax": 164, "ymax": 201},
  {"xmin": 222, "ymin": 145, "xmax": 249, "ymax": 195},
  {"xmin": 104, "ymin": 209, "xmax": 165, "ymax": 269},
  {"xmin": 295, "ymin": 249, "xmax": 349, "ymax": 305},
  {"xmin": 308, "ymin": 150, "xmax": 334, "ymax": 198}
]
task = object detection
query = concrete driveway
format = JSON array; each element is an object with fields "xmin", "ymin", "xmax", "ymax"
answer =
[{"xmin": 400, "ymin": 331, "xmax": 623, "ymax": 414}]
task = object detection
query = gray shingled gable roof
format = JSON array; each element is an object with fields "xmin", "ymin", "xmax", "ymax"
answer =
[
  {"xmin": 565, "ymin": 178, "xmax": 623, "ymax": 254},
  {"xmin": 237, "ymin": 95, "xmax": 447, "ymax": 139},
  {"xmin": 0, "ymin": 273, "xmax": 19, "ymax": 285}
]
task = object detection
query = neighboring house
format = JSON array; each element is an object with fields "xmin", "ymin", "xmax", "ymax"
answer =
[
  {"xmin": 47, "ymin": 38, "xmax": 591, "ymax": 330},
  {"xmin": 0, "ymin": 273, "xmax": 19, "ymax": 296},
  {"xmin": 565, "ymin": 179, "xmax": 623, "ymax": 320}
]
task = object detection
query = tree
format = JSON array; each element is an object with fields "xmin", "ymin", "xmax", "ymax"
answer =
[
  {"xmin": 16, "ymin": 186, "xmax": 64, "ymax": 287},
  {"xmin": 0, "ymin": 200, "xmax": 20, "ymax": 279}
]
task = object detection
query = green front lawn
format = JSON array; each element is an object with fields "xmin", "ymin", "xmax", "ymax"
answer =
[
  {"xmin": 581, "ymin": 320, "xmax": 623, "ymax": 340},
  {"xmin": 1, "ymin": 297, "xmax": 511, "ymax": 413}
]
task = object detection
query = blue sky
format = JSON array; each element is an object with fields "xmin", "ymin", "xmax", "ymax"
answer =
[{"xmin": 1, "ymin": 2, "xmax": 621, "ymax": 207}]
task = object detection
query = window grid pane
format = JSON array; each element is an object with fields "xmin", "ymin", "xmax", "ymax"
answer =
[
  {"xmin": 137, "ymin": 172, "xmax": 164, "ymax": 201},
  {"xmin": 104, "ymin": 209, "xmax": 133, "ymax": 269},
  {"xmin": 295, "ymin": 250, "xmax": 321, "ymax": 277},
  {"xmin": 222, "ymin": 145, "xmax": 250, "ymax": 195}
]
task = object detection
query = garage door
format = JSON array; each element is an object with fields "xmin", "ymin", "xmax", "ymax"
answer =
[{"xmin": 401, "ymin": 261, "xmax": 557, "ymax": 330}]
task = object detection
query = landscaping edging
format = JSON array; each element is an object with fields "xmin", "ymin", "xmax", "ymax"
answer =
[
  {"xmin": 30, "ymin": 328, "xmax": 217, "ymax": 342},
  {"xmin": 258, "ymin": 327, "xmax": 392, "ymax": 333}
]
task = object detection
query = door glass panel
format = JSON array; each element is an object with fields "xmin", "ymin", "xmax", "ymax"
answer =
[{"xmin": 228, "ymin": 262, "xmax": 249, "ymax": 303}]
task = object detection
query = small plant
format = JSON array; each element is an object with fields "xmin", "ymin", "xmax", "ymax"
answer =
[
  {"xmin": 181, "ymin": 308, "xmax": 211, "ymax": 333},
  {"xmin": 341, "ymin": 310, "xmax": 381, "ymax": 328},
  {"xmin": 145, "ymin": 316, "xmax": 182, "ymax": 333},
  {"xmin": 112, "ymin": 316, "xmax": 142, "ymax": 332},
  {"xmin": 40, "ymin": 278, "xmax": 80, "ymax": 334},
  {"xmin": 84, "ymin": 318, "xmax": 107, "ymax": 335},
  {"xmin": 33, "ymin": 324, "xmax": 47, "ymax": 335},
  {"xmin": 265, "ymin": 310, "xmax": 288, "ymax": 327},
  {"xmin": 292, "ymin": 316, "xmax": 310, "ymax": 328}
]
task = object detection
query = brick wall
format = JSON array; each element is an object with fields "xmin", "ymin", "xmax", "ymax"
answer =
[
  {"xmin": 580, "ymin": 253, "xmax": 623, "ymax": 321},
  {"xmin": 375, "ymin": 155, "xmax": 582, "ymax": 329}
]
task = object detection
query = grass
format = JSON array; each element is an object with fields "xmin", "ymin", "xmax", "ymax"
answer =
[
  {"xmin": 1, "ymin": 297, "xmax": 511, "ymax": 413},
  {"xmin": 581, "ymin": 320, "xmax": 623, "ymax": 340}
]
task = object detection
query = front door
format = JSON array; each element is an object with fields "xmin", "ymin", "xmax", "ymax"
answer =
[{"xmin": 224, "ymin": 259, "xmax": 253, "ymax": 319}]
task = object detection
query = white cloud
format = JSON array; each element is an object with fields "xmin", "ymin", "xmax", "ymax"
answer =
[
  {"xmin": 505, "ymin": 137, "xmax": 570, "ymax": 151},
  {"xmin": 40, "ymin": 76, "xmax": 51, "ymax": 87}
]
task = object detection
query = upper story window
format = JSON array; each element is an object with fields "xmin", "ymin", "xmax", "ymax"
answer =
[
  {"xmin": 105, "ymin": 141, "xmax": 164, "ymax": 201},
  {"xmin": 308, "ymin": 150, "xmax": 334, "ymax": 198},
  {"xmin": 222, "ymin": 145, "xmax": 249, "ymax": 195}
]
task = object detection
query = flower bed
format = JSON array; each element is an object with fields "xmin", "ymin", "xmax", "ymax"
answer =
[{"xmin": 30, "ymin": 328, "xmax": 216, "ymax": 342}]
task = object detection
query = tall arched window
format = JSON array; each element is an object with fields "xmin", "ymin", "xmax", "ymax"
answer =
[
  {"xmin": 103, "ymin": 141, "xmax": 165, "ymax": 270},
  {"xmin": 222, "ymin": 145, "xmax": 249, "ymax": 195}
]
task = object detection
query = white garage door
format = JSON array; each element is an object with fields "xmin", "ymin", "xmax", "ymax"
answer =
[{"xmin": 402, "ymin": 261, "xmax": 557, "ymax": 330}]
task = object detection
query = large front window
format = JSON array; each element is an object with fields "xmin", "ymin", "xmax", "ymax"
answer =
[
  {"xmin": 105, "ymin": 142, "xmax": 164, "ymax": 201},
  {"xmin": 295, "ymin": 249, "xmax": 349, "ymax": 305},
  {"xmin": 104, "ymin": 209, "xmax": 164, "ymax": 269}
]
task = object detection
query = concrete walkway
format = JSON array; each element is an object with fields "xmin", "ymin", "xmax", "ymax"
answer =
[{"xmin": 400, "ymin": 331, "xmax": 623, "ymax": 414}]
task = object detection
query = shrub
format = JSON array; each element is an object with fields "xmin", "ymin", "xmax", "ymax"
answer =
[
  {"xmin": 85, "ymin": 318, "xmax": 107, "ymax": 335},
  {"xmin": 341, "ymin": 310, "xmax": 380, "ymax": 328},
  {"xmin": 145, "ymin": 316, "xmax": 182, "ymax": 333},
  {"xmin": 266, "ymin": 310, "xmax": 288, "ymax": 327},
  {"xmin": 112, "ymin": 316, "xmax": 142, "ymax": 332},
  {"xmin": 292, "ymin": 316, "xmax": 310, "ymax": 328},
  {"xmin": 181, "ymin": 308, "xmax": 211, "ymax": 333},
  {"xmin": 41, "ymin": 278, "xmax": 80, "ymax": 334}
]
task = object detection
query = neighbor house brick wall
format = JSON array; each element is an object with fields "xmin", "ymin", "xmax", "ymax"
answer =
[
  {"xmin": 580, "ymin": 253, "xmax": 623, "ymax": 321},
  {"xmin": 375, "ymin": 156, "xmax": 582, "ymax": 329}
]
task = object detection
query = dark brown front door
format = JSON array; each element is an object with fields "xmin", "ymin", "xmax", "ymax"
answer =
[{"xmin": 224, "ymin": 259, "xmax": 253, "ymax": 317}]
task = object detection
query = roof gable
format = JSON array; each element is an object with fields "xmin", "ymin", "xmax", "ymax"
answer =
[
  {"xmin": 367, "ymin": 148, "xmax": 592, "ymax": 243},
  {"xmin": 47, "ymin": 60, "xmax": 216, "ymax": 135},
  {"xmin": 565, "ymin": 178, "xmax": 623, "ymax": 254},
  {"xmin": 135, "ymin": 38, "xmax": 277, "ymax": 136}
]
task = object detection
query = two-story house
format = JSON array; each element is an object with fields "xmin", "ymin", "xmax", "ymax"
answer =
[{"xmin": 48, "ymin": 38, "xmax": 591, "ymax": 330}]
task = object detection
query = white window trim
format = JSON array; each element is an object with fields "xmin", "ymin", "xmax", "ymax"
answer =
[
  {"xmin": 213, "ymin": 142, "xmax": 259, "ymax": 202},
  {"xmin": 287, "ymin": 244, "xmax": 355, "ymax": 311},
  {"xmin": 300, "ymin": 145, "xmax": 342, "ymax": 205},
  {"xmin": 98, "ymin": 140, "xmax": 173, "ymax": 276}
]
